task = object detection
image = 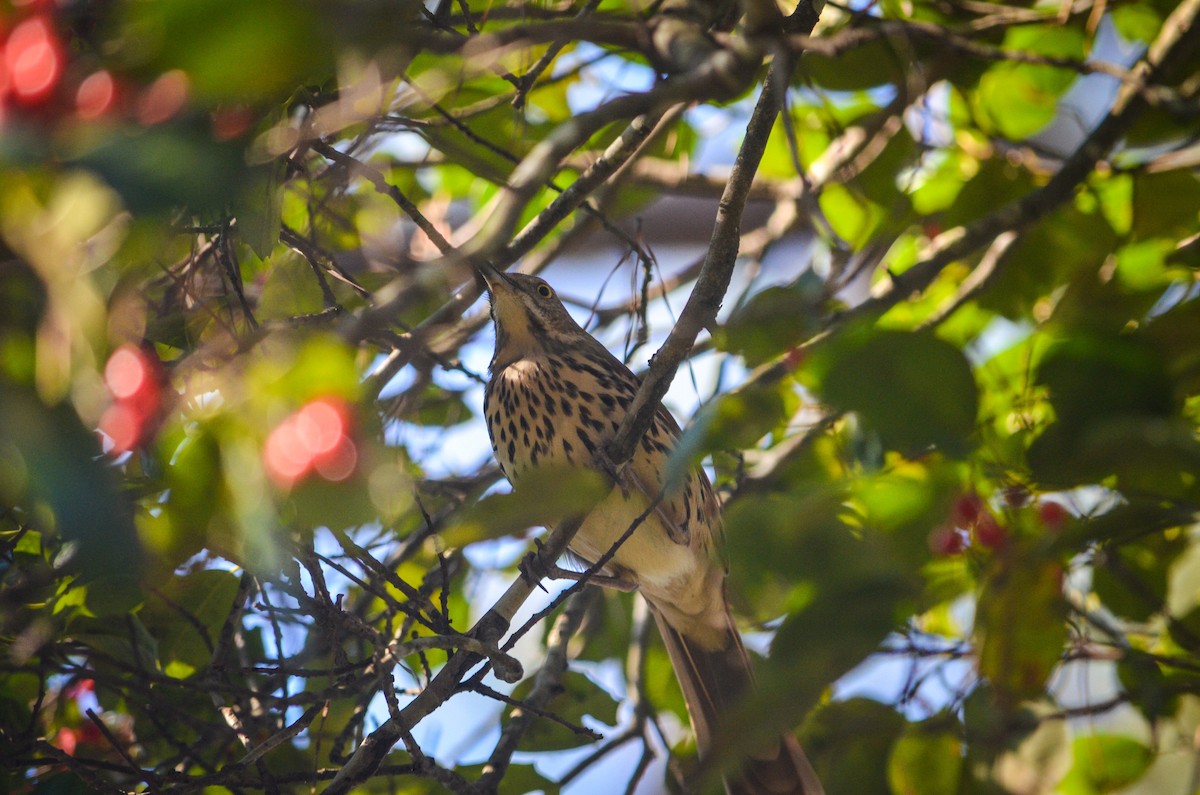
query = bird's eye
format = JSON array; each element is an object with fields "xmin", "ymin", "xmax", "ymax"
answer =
[{"xmin": 536, "ymin": 284, "xmax": 552, "ymax": 298}]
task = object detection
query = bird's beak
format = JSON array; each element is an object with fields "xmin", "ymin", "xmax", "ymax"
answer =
[{"xmin": 476, "ymin": 262, "xmax": 512, "ymax": 296}]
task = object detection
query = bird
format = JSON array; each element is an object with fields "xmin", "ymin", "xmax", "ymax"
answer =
[{"xmin": 478, "ymin": 262, "xmax": 824, "ymax": 795}]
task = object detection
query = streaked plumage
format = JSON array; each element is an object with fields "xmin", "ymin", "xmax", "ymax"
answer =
[{"xmin": 479, "ymin": 264, "xmax": 823, "ymax": 795}]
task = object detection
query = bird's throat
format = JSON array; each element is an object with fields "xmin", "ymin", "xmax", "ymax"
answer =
[{"xmin": 491, "ymin": 301, "xmax": 544, "ymax": 369}]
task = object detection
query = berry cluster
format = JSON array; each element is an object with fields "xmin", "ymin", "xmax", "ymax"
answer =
[
  {"xmin": 0, "ymin": 3, "xmax": 119, "ymax": 123},
  {"xmin": 1, "ymin": 3, "xmax": 252, "ymax": 137},
  {"xmin": 928, "ymin": 491, "xmax": 1071, "ymax": 557}
]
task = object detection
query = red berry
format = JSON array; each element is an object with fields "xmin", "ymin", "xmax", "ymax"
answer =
[
  {"xmin": 263, "ymin": 398, "xmax": 356, "ymax": 487},
  {"xmin": 54, "ymin": 727, "xmax": 77, "ymax": 756},
  {"xmin": 4, "ymin": 15, "xmax": 63, "ymax": 106},
  {"xmin": 99, "ymin": 402, "xmax": 145, "ymax": 455},
  {"xmin": 974, "ymin": 512, "xmax": 1008, "ymax": 550},
  {"xmin": 76, "ymin": 70, "xmax": 119, "ymax": 120},
  {"xmin": 1038, "ymin": 501, "xmax": 1070, "ymax": 532},
  {"xmin": 950, "ymin": 493, "xmax": 984, "ymax": 528},
  {"xmin": 928, "ymin": 524, "xmax": 966, "ymax": 557}
]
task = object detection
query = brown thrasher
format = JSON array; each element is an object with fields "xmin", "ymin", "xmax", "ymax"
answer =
[{"xmin": 478, "ymin": 263, "xmax": 823, "ymax": 795}]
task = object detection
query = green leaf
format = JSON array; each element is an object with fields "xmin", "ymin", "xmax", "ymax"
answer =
[
  {"xmin": 668, "ymin": 380, "xmax": 798, "ymax": 488},
  {"xmin": 816, "ymin": 329, "xmax": 978, "ymax": 456},
  {"xmin": 716, "ymin": 275, "xmax": 825, "ymax": 365},
  {"xmin": 976, "ymin": 554, "xmax": 1065, "ymax": 706},
  {"xmin": 120, "ymin": 0, "xmax": 333, "ymax": 102},
  {"xmin": 1111, "ymin": 3, "xmax": 1163, "ymax": 43},
  {"xmin": 258, "ymin": 251, "xmax": 326, "ymax": 320},
  {"xmin": 71, "ymin": 615, "xmax": 161, "ymax": 671},
  {"xmin": 1132, "ymin": 170, "xmax": 1200, "ymax": 241},
  {"xmin": 144, "ymin": 569, "xmax": 242, "ymax": 679},
  {"xmin": 70, "ymin": 124, "xmax": 251, "ymax": 214},
  {"xmin": 887, "ymin": 725, "xmax": 962, "ymax": 795},
  {"xmin": 444, "ymin": 467, "xmax": 610, "ymax": 546},
  {"xmin": 1093, "ymin": 532, "xmax": 1187, "ymax": 622},
  {"xmin": 508, "ymin": 669, "xmax": 617, "ymax": 752},
  {"xmin": 802, "ymin": 698, "xmax": 906, "ymax": 795},
  {"xmin": 1059, "ymin": 735, "xmax": 1152, "ymax": 794},
  {"xmin": 802, "ymin": 34, "xmax": 905, "ymax": 91},
  {"xmin": 819, "ymin": 183, "xmax": 886, "ymax": 250},
  {"xmin": 979, "ymin": 204, "xmax": 1117, "ymax": 318},
  {"xmin": 1036, "ymin": 334, "xmax": 1175, "ymax": 429},
  {"xmin": 0, "ymin": 388, "xmax": 142, "ymax": 587},
  {"xmin": 974, "ymin": 26, "xmax": 1086, "ymax": 140},
  {"xmin": 236, "ymin": 161, "xmax": 284, "ymax": 258}
]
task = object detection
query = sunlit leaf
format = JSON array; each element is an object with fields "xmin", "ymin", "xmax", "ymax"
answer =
[
  {"xmin": 887, "ymin": 724, "xmax": 962, "ymax": 795},
  {"xmin": 1059, "ymin": 735, "xmax": 1152, "ymax": 794}
]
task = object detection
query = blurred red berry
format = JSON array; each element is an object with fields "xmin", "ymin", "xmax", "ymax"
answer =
[
  {"xmin": 136, "ymin": 69, "xmax": 188, "ymax": 126},
  {"xmin": 950, "ymin": 492, "xmax": 984, "ymax": 528},
  {"xmin": 100, "ymin": 345, "xmax": 165, "ymax": 454},
  {"xmin": 4, "ymin": 15, "xmax": 63, "ymax": 106},
  {"xmin": 53, "ymin": 726, "xmax": 77, "ymax": 756},
  {"xmin": 76, "ymin": 70, "xmax": 118, "ymax": 120},
  {"xmin": 105, "ymin": 344, "xmax": 163, "ymax": 417},
  {"xmin": 211, "ymin": 105, "xmax": 255, "ymax": 140},
  {"xmin": 264, "ymin": 398, "xmax": 357, "ymax": 487},
  {"xmin": 99, "ymin": 402, "xmax": 144, "ymax": 455},
  {"xmin": 928, "ymin": 524, "xmax": 966, "ymax": 557},
  {"xmin": 974, "ymin": 512, "xmax": 1008, "ymax": 550},
  {"xmin": 78, "ymin": 721, "xmax": 104, "ymax": 746},
  {"xmin": 1038, "ymin": 501, "xmax": 1070, "ymax": 532},
  {"xmin": 313, "ymin": 435, "xmax": 358, "ymax": 482}
]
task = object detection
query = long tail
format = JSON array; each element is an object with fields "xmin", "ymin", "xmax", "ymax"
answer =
[{"xmin": 651, "ymin": 605, "xmax": 825, "ymax": 795}]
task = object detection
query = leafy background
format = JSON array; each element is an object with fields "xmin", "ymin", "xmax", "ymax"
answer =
[{"xmin": 1, "ymin": 0, "xmax": 1200, "ymax": 793}]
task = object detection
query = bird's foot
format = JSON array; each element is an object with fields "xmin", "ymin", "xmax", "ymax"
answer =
[
  {"xmin": 519, "ymin": 539, "xmax": 554, "ymax": 591},
  {"xmin": 519, "ymin": 541, "xmax": 638, "ymax": 592}
]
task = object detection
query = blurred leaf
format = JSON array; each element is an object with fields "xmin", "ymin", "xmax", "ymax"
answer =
[
  {"xmin": 31, "ymin": 772, "xmax": 89, "ymax": 795},
  {"xmin": 819, "ymin": 183, "xmax": 886, "ymax": 249},
  {"xmin": 1111, "ymin": 2, "xmax": 1162, "ymax": 43},
  {"xmin": 803, "ymin": 698, "xmax": 906, "ymax": 795},
  {"xmin": 259, "ymin": 251, "xmax": 326, "ymax": 320},
  {"xmin": 974, "ymin": 26, "xmax": 1085, "ymax": 140},
  {"xmin": 981, "ymin": 204, "xmax": 1116, "ymax": 318},
  {"xmin": 942, "ymin": 157, "xmax": 1036, "ymax": 230},
  {"xmin": 990, "ymin": 703, "xmax": 1071, "ymax": 793},
  {"xmin": 1059, "ymin": 735, "xmax": 1152, "ymax": 794},
  {"xmin": 716, "ymin": 275, "xmax": 826, "ymax": 365},
  {"xmin": 445, "ymin": 467, "xmax": 609, "ymax": 546},
  {"xmin": 70, "ymin": 125, "xmax": 251, "ymax": 214},
  {"xmin": 0, "ymin": 388, "xmax": 141, "ymax": 586},
  {"xmin": 120, "ymin": 0, "xmax": 333, "ymax": 102},
  {"xmin": 144, "ymin": 569, "xmax": 241, "ymax": 678},
  {"xmin": 816, "ymin": 329, "xmax": 978, "ymax": 457},
  {"xmin": 236, "ymin": 163, "xmax": 284, "ymax": 258},
  {"xmin": 455, "ymin": 762, "xmax": 559, "ymax": 795},
  {"xmin": 1132, "ymin": 170, "xmax": 1200, "ymax": 241},
  {"xmin": 887, "ymin": 724, "xmax": 962, "ymax": 795},
  {"xmin": 802, "ymin": 34, "xmax": 904, "ymax": 91},
  {"xmin": 1117, "ymin": 652, "xmax": 1174, "ymax": 721},
  {"xmin": 1093, "ymin": 532, "xmax": 1187, "ymax": 622},
  {"xmin": 410, "ymin": 384, "xmax": 473, "ymax": 427},
  {"xmin": 509, "ymin": 669, "xmax": 616, "ymax": 751},
  {"xmin": 71, "ymin": 615, "xmax": 160, "ymax": 670},
  {"xmin": 669, "ymin": 380, "xmax": 799, "ymax": 488},
  {"xmin": 976, "ymin": 554, "xmax": 1065, "ymax": 707}
]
